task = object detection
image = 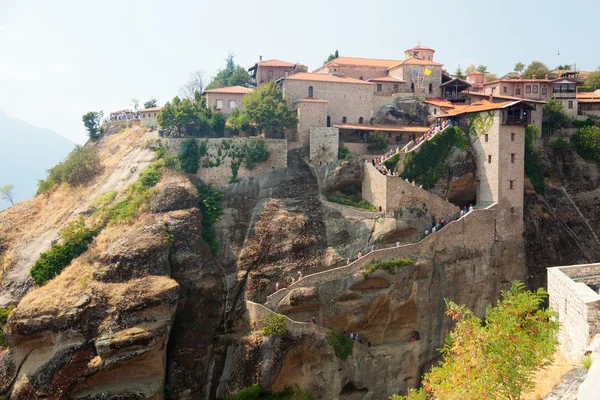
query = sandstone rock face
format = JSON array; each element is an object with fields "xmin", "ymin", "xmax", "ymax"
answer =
[
  {"xmin": 430, "ymin": 146, "xmax": 477, "ymax": 206},
  {"xmin": 374, "ymin": 98, "xmax": 428, "ymax": 126}
]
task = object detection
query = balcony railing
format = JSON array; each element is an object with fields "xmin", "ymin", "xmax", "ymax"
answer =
[{"xmin": 443, "ymin": 91, "xmax": 469, "ymax": 100}]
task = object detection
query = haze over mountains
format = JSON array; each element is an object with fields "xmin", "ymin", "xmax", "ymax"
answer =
[{"xmin": 0, "ymin": 110, "xmax": 75, "ymax": 210}]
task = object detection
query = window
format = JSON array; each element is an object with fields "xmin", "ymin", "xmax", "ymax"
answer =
[
  {"xmin": 327, "ymin": 116, "xmax": 331, "ymax": 127},
  {"xmin": 411, "ymin": 83, "xmax": 415, "ymax": 93},
  {"xmin": 359, "ymin": 117, "xmax": 364, "ymax": 124},
  {"xmin": 516, "ymin": 88, "xmax": 521, "ymax": 95},
  {"xmin": 308, "ymin": 86, "xmax": 313, "ymax": 98},
  {"xmin": 359, "ymin": 76, "xmax": 363, "ymax": 80},
  {"xmin": 484, "ymin": 134, "xmax": 488, "ymax": 142},
  {"xmin": 342, "ymin": 116, "xmax": 347, "ymax": 123},
  {"xmin": 542, "ymin": 87, "xmax": 547, "ymax": 96},
  {"xmin": 503, "ymin": 86, "xmax": 507, "ymax": 93},
  {"xmin": 434, "ymin": 109, "xmax": 437, "ymax": 115},
  {"xmin": 568, "ymin": 100, "xmax": 573, "ymax": 109},
  {"xmin": 393, "ymin": 84, "xmax": 398, "ymax": 90},
  {"xmin": 284, "ymin": 71, "xmax": 289, "ymax": 77},
  {"xmin": 488, "ymin": 155, "xmax": 492, "ymax": 163},
  {"xmin": 429, "ymin": 83, "xmax": 433, "ymax": 94},
  {"xmin": 268, "ymin": 70, "xmax": 273, "ymax": 78},
  {"xmin": 216, "ymin": 100, "xmax": 223, "ymax": 109},
  {"xmin": 511, "ymin": 153, "xmax": 515, "ymax": 163},
  {"xmin": 533, "ymin": 85, "xmax": 538, "ymax": 93},
  {"xmin": 526, "ymin": 85, "xmax": 531, "ymax": 93},
  {"xmin": 229, "ymin": 100, "xmax": 236, "ymax": 108},
  {"xmin": 491, "ymin": 87, "xmax": 496, "ymax": 94},
  {"xmin": 377, "ymin": 84, "xmax": 382, "ymax": 92},
  {"xmin": 511, "ymin": 207, "xmax": 515, "ymax": 214},
  {"xmin": 509, "ymin": 180, "xmax": 515, "ymax": 190}
]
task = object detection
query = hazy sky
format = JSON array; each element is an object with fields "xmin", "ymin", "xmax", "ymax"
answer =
[{"xmin": 1, "ymin": 0, "xmax": 598, "ymax": 144}]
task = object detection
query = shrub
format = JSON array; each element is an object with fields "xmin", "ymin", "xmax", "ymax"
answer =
[
  {"xmin": 225, "ymin": 384, "xmax": 311, "ymax": 400},
  {"xmin": 30, "ymin": 217, "xmax": 97, "ymax": 285},
  {"xmin": 326, "ymin": 195, "xmax": 376, "ymax": 211},
  {"xmin": 383, "ymin": 152, "xmax": 401, "ymax": 171},
  {"xmin": 37, "ymin": 146, "xmax": 102, "ymax": 194},
  {"xmin": 571, "ymin": 118, "xmax": 596, "ymax": 129},
  {"xmin": 328, "ymin": 331, "xmax": 353, "ymax": 360},
  {"xmin": 572, "ymin": 125, "xmax": 600, "ymax": 162},
  {"xmin": 366, "ymin": 131, "xmax": 390, "ymax": 152},
  {"xmin": 524, "ymin": 124, "xmax": 545, "ymax": 194},
  {"xmin": 225, "ymin": 384, "xmax": 262, "ymax": 400},
  {"xmin": 338, "ymin": 144, "xmax": 350, "ymax": 160},
  {"xmin": 583, "ymin": 354, "xmax": 592, "ymax": 371},
  {"xmin": 243, "ymin": 139, "xmax": 270, "ymax": 170},
  {"xmin": 163, "ymin": 154, "xmax": 181, "ymax": 171},
  {"xmin": 198, "ymin": 184, "xmax": 223, "ymax": 254},
  {"xmin": 179, "ymin": 138, "xmax": 201, "ymax": 173},
  {"xmin": 362, "ymin": 257, "xmax": 414, "ymax": 275},
  {"xmin": 0, "ymin": 305, "xmax": 15, "ymax": 347},
  {"xmin": 140, "ymin": 161, "xmax": 162, "ymax": 187},
  {"xmin": 261, "ymin": 314, "xmax": 287, "ymax": 337},
  {"xmin": 550, "ymin": 138, "xmax": 572, "ymax": 150}
]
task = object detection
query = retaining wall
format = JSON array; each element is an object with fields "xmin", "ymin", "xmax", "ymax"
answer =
[{"xmin": 246, "ymin": 301, "xmax": 329, "ymax": 336}]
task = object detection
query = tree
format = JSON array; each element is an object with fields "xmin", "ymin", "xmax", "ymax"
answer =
[
  {"xmin": 82, "ymin": 111, "xmax": 103, "ymax": 140},
  {"xmin": 178, "ymin": 138, "xmax": 201, "ymax": 173},
  {"xmin": 464, "ymin": 64, "xmax": 476, "ymax": 74},
  {"xmin": 179, "ymin": 69, "xmax": 207, "ymax": 99},
  {"xmin": 131, "ymin": 98, "xmax": 139, "ymax": 111},
  {"xmin": 572, "ymin": 125, "xmax": 600, "ymax": 162},
  {"xmin": 485, "ymin": 73, "xmax": 498, "ymax": 82},
  {"xmin": 586, "ymin": 68, "xmax": 600, "ymax": 90},
  {"xmin": 143, "ymin": 97, "xmax": 158, "ymax": 108},
  {"xmin": 0, "ymin": 185, "xmax": 15, "ymax": 205},
  {"xmin": 158, "ymin": 95, "xmax": 213, "ymax": 137},
  {"xmin": 556, "ymin": 64, "xmax": 573, "ymax": 70},
  {"xmin": 240, "ymin": 80, "xmax": 298, "ymax": 138},
  {"xmin": 454, "ymin": 66, "xmax": 465, "ymax": 79},
  {"xmin": 324, "ymin": 49, "xmax": 339, "ymax": 65},
  {"xmin": 523, "ymin": 61, "xmax": 549, "ymax": 79},
  {"xmin": 205, "ymin": 53, "xmax": 252, "ymax": 90},
  {"xmin": 393, "ymin": 281, "xmax": 558, "ymax": 400},
  {"xmin": 542, "ymin": 98, "xmax": 569, "ymax": 137},
  {"xmin": 514, "ymin": 62, "xmax": 525, "ymax": 73},
  {"xmin": 476, "ymin": 65, "xmax": 488, "ymax": 73},
  {"xmin": 228, "ymin": 65, "xmax": 252, "ymax": 87}
]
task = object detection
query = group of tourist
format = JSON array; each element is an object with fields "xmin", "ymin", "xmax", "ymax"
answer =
[
  {"xmin": 370, "ymin": 147, "xmax": 401, "ymax": 176},
  {"xmin": 342, "ymin": 331, "xmax": 372, "ymax": 347},
  {"xmin": 274, "ymin": 270, "xmax": 304, "ymax": 293},
  {"xmin": 412, "ymin": 119, "xmax": 452, "ymax": 148},
  {"xmin": 109, "ymin": 111, "xmax": 140, "ymax": 121},
  {"xmin": 424, "ymin": 205, "xmax": 473, "ymax": 236}
]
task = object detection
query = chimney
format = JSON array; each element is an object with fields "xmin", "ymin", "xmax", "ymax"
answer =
[
  {"xmin": 489, "ymin": 93, "xmax": 493, "ymax": 102},
  {"xmin": 260, "ymin": 55, "xmax": 263, "ymax": 62}
]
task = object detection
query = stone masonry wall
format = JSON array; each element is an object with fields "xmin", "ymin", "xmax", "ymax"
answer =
[
  {"xmin": 297, "ymin": 100, "xmax": 327, "ymax": 145},
  {"xmin": 309, "ymin": 127, "xmax": 338, "ymax": 165},
  {"xmin": 548, "ymin": 264, "xmax": 600, "ymax": 362},
  {"xmin": 165, "ymin": 138, "xmax": 287, "ymax": 188}
]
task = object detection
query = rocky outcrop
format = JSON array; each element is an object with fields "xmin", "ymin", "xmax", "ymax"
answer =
[
  {"xmin": 374, "ymin": 98, "xmax": 428, "ymax": 126},
  {"xmin": 430, "ymin": 146, "xmax": 477, "ymax": 206}
]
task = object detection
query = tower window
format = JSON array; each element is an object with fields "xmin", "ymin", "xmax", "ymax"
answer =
[
  {"xmin": 484, "ymin": 134, "xmax": 488, "ymax": 142},
  {"xmin": 488, "ymin": 155, "xmax": 492, "ymax": 163},
  {"xmin": 511, "ymin": 132, "xmax": 515, "ymax": 141},
  {"xmin": 526, "ymin": 85, "xmax": 531, "ymax": 93},
  {"xmin": 377, "ymin": 84, "xmax": 382, "ymax": 92},
  {"xmin": 308, "ymin": 86, "xmax": 313, "ymax": 98},
  {"xmin": 511, "ymin": 153, "xmax": 515, "ymax": 163},
  {"xmin": 509, "ymin": 180, "xmax": 515, "ymax": 189},
  {"xmin": 359, "ymin": 117, "xmax": 364, "ymax": 124},
  {"xmin": 429, "ymin": 83, "xmax": 433, "ymax": 94},
  {"xmin": 342, "ymin": 116, "xmax": 347, "ymax": 123}
]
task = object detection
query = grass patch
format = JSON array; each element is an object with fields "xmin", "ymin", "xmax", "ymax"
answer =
[
  {"xmin": 583, "ymin": 354, "xmax": 592, "ymax": 371},
  {"xmin": 550, "ymin": 138, "xmax": 572, "ymax": 150},
  {"xmin": 328, "ymin": 331, "xmax": 354, "ymax": 360},
  {"xmin": 326, "ymin": 195, "xmax": 376, "ymax": 211},
  {"xmin": 225, "ymin": 384, "xmax": 310, "ymax": 400},
  {"xmin": 0, "ymin": 305, "xmax": 15, "ymax": 347},
  {"xmin": 260, "ymin": 314, "xmax": 287, "ymax": 337},
  {"xmin": 362, "ymin": 257, "xmax": 414, "ymax": 275}
]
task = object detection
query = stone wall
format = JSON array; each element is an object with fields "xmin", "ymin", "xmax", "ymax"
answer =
[
  {"xmin": 548, "ymin": 264, "xmax": 600, "ymax": 362},
  {"xmin": 205, "ymin": 92, "xmax": 247, "ymax": 115},
  {"xmin": 296, "ymin": 100, "xmax": 327, "ymax": 145},
  {"xmin": 309, "ymin": 127, "xmax": 338, "ymax": 165},
  {"xmin": 165, "ymin": 138, "xmax": 288, "ymax": 188},
  {"xmin": 313, "ymin": 64, "xmax": 391, "ymax": 81}
]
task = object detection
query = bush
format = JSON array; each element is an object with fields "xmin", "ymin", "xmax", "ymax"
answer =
[
  {"xmin": 140, "ymin": 161, "xmax": 162, "ymax": 187},
  {"xmin": 338, "ymin": 144, "xmax": 350, "ymax": 160},
  {"xmin": 30, "ymin": 217, "xmax": 97, "ymax": 285},
  {"xmin": 572, "ymin": 125, "xmax": 600, "ymax": 162},
  {"xmin": 524, "ymin": 125, "xmax": 545, "ymax": 194},
  {"xmin": 550, "ymin": 138, "xmax": 572, "ymax": 150},
  {"xmin": 401, "ymin": 127, "xmax": 467, "ymax": 189},
  {"xmin": 366, "ymin": 131, "xmax": 390, "ymax": 152},
  {"xmin": 571, "ymin": 118, "xmax": 596, "ymax": 129},
  {"xmin": 37, "ymin": 146, "xmax": 102, "ymax": 194},
  {"xmin": 261, "ymin": 314, "xmax": 287, "ymax": 337},
  {"xmin": 326, "ymin": 195, "xmax": 376, "ymax": 211},
  {"xmin": 328, "ymin": 331, "xmax": 353, "ymax": 360},
  {"xmin": 243, "ymin": 139, "xmax": 270, "ymax": 170},
  {"xmin": 0, "ymin": 305, "xmax": 15, "ymax": 347},
  {"xmin": 225, "ymin": 384, "xmax": 311, "ymax": 400},
  {"xmin": 383, "ymin": 152, "xmax": 400, "ymax": 171},
  {"xmin": 362, "ymin": 257, "xmax": 414, "ymax": 275},
  {"xmin": 198, "ymin": 184, "xmax": 223, "ymax": 254},
  {"xmin": 179, "ymin": 138, "xmax": 201, "ymax": 173},
  {"xmin": 583, "ymin": 354, "xmax": 592, "ymax": 371},
  {"xmin": 226, "ymin": 384, "xmax": 262, "ymax": 400}
]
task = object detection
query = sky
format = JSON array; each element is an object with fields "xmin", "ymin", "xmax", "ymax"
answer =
[{"xmin": 1, "ymin": 0, "xmax": 598, "ymax": 144}]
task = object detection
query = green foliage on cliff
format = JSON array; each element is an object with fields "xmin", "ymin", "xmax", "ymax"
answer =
[
  {"xmin": 198, "ymin": 183, "xmax": 223, "ymax": 254},
  {"xmin": 328, "ymin": 331, "xmax": 354, "ymax": 360},
  {"xmin": 0, "ymin": 305, "xmax": 15, "ymax": 347},
  {"xmin": 366, "ymin": 131, "xmax": 390, "ymax": 152},
  {"xmin": 383, "ymin": 152, "xmax": 401, "ymax": 171},
  {"xmin": 392, "ymin": 281, "xmax": 558, "ymax": 400},
  {"xmin": 338, "ymin": 143, "xmax": 350, "ymax": 160},
  {"xmin": 242, "ymin": 139, "xmax": 270, "ymax": 170},
  {"xmin": 325, "ymin": 195, "xmax": 376, "ymax": 211},
  {"xmin": 179, "ymin": 138, "xmax": 201, "ymax": 173},
  {"xmin": 30, "ymin": 217, "xmax": 97, "ymax": 285},
  {"xmin": 572, "ymin": 125, "xmax": 600, "ymax": 162},
  {"xmin": 524, "ymin": 124, "xmax": 545, "ymax": 194},
  {"xmin": 542, "ymin": 99, "xmax": 569, "ymax": 137},
  {"xmin": 37, "ymin": 146, "xmax": 102, "ymax": 195},
  {"xmin": 260, "ymin": 314, "xmax": 287, "ymax": 337},
  {"xmin": 362, "ymin": 257, "xmax": 414, "ymax": 275},
  {"xmin": 401, "ymin": 127, "xmax": 467, "ymax": 189},
  {"xmin": 82, "ymin": 111, "xmax": 103, "ymax": 141},
  {"xmin": 225, "ymin": 384, "xmax": 311, "ymax": 400},
  {"xmin": 158, "ymin": 93, "xmax": 223, "ymax": 137}
]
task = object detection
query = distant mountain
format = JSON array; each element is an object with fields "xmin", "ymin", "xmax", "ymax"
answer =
[{"xmin": 0, "ymin": 111, "xmax": 75, "ymax": 210}]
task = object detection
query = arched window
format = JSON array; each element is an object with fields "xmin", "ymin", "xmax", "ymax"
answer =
[
  {"xmin": 327, "ymin": 116, "xmax": 331, "ymax": 127},
  {"xmin": 429, "ymin": 83, "xmax": 433, "ymax": 94},
  {"xmin": 308, "ymin": 86, "xmax": 313, "ymax": 98},
  {"xmin": 342, "ymin": 116, "xmax": 347, "ymax": 123},
  {"xmin": 410, "ymin": 83, "xmax": 415, "ymax": 93},
  {"xmin": 359, "ymin": 76, "xmax": 363, "ymax": 80},
  {"xmin": 359, "ymin": 117, "xmax": 364, "ymax": 124}
]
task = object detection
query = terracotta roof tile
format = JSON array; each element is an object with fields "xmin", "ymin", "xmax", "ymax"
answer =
[
  {"xmin": 257, "ymin": 59, "xmax": 296, "ymax": 67},
  {"xmin": 368, "ymin": 76, "xmax": 406, "ymax": 83},
  {"xmin": 285, "ymin": 72, "xmax": 374, "ymax": 85},
  {"xmin": 406, "ymin": 45, "xmax": 435, "ymax": 52},
  {"xmin": 388, "ymin": 58, "xmax": 443, "ymax": 69},
  {"xmin": 324, "ymin": 57, "xmax": 402, "ymax": 68},
  {"xmin": 139, "ymin": 107, "xmax": 162, "ymax": 112},
  {"xmin": 439, "ymin": 100, "xmax": 520, "ymax": 117},
  {"xmin": 577, "ymin": 91, "xmax": 600, "ymax": 99},
  {"xmin": 203, "ymin": 86, "xmax": 254, "ymax": 94},
  {"xmin": 423, "ymin": 98, "xmax": 454, "ymax": 108},
  {"xmin": 468, "ymin": 92, "xmax": 547, "ymax": 104}
]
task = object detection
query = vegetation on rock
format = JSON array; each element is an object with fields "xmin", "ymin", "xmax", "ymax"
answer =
[
  {"xmin": 362, "ymin": 257, "xmax": 414, "ymax": 275},
  {"xmin": 392, "ymin": 281, "xmax": 558, "ymax": 400},
  {"xmin": 0, "ymin": 184, "xmax": 15, "ymax": 205},
  {"xmin": 383, "ymin": 152, "xmax": 400, "ymax": 171},
  {"xmin": 326, "ymin": 195, "xmax": 376, "ymax": 211},
  {"xmin": 37, "ymin": 146, "xmax": 102, "ymax": 195},
  {"xmin": 225, "ymin": 384, "xmax": 310, "ymax": 400},
  {"xmin": 82, "ymin": 111, "xmax": 104, "ymax": 141},
  {"xmin": 260, "ymin": 314, "xmax": 287, "ymax": 337},
  {"xmin": 524, "ymin": 124, "xmax": 545, "ymax": 194},
  {"xmin": 401, "ymin": 127, "xmax": 467, "ymax": 189},
  {"xmin": 571, "ymin": 125, "xmax": 600, "ymax": 162},
  {"xmin": 522, "ymin": 61, "xmax": 549, "ymax": 79},
  {"xmin": 198, "ymin": 183, "xmax": 223, "ymax": 254},
  {"xmin": 338, "ymin": 143, "xmax": 350, "ymax": 160},
  {"xmin": 158, "ymin": 93, "xmax": 224, "ymax": 137},
  {"xmin": 542, "ymin": 99, "xmax": 570, "ymax": 137},
  {"xmin": 179, "ymin": 138, "xmax": 202, "ymax": 173},
  {"xmin": 328, "ymin": 331, "xmax": 354, "ymax": 360},
  {"xmin": 30, "ymin": 216, "xmax": 97, "ymax": 285},
  {"xmin": 0, "ymin": 305, "xmax": 15, "ymax": 347}
]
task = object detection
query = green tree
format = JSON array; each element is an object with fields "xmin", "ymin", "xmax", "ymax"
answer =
[
  {"xmin": 366, "ymin": 131, "xmax": 390, "ymax": 152},
  {"xmin": 485, "ymin": 73, "xmax": 498, "ymax": 82},
  {"xmin": 464, "ymin": 64, "xmax": 476, "ymax": 74},
  {"xmin": 556, "ymin": 64, "xmax": 573, "ymax": 70},
  {"xmin": 228, "ymin": 108, "xmax": 252, "ymax": 133},
  {"xmin": 542, "ymin": 98, "xmax": 569, "ymax": 137},
  {"xmin": 514, "ymin": 62, "xmax": 525, "ymax": 73},
  {"xmin": 393, "ymin": 281, "xmax": 558, "ymax": 400},
  {"xmin": 324, "ymin": 49, "xmax": 339, "ymax": 64},
  {"xmin": 476, "ymin": 65, "xmax": 488, "ymax": 73},
  {"xmin": 82, "ymin": 111, "xmax": 103, "ymax": 140},
  {"xmin": 228, "ymin": 65, "xmax": 253, "ymax": 87},
  {"xmin": 205, "ymin": 53, "xmax": 252, "ymax": 90},
  {"xmin": 241, "ymin": 80, "xmax": 298, "ymax": 138},
  {"xmin": 523, "ymin": 61, "xmax": 549, "ymax": 79},
  {"xmin": 454, "ymin": 66, "xmax": 465, "ymax": 79},
  {"xmin": 158, "ymin": 95, "xmax": 213, "ymax": 137},
  {"xmin": 586, "ymin": 68, "xmax": 600, "ymax": 90},
  {"xmin": 0, "ymin": 184, "xmax": 15, "ymax": 205},
  {"xmin": 572, "ymin": 125, "xmax": 600, "ymax": 162},
  {"xmin": 144, "ymin": 97, "xmax": 158, "ymax": 108}
]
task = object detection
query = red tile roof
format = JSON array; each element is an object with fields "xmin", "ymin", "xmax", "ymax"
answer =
[
  {"xmin": 468, "ymin": 92, "xmax": 547, "ymax": 104},
  {"xmin": 203, "ymin": 85, "xmax": 254, "ymax": 94},
  {"xmin": 334, "ymin": 124, "xmax": 430, "ymax": 133},
  {"xmin": 439, "ymin": 100, "xmax": 520, "ymax": 117},
  {"xmin": 257, "ymin": 59, "xmax": 296, "ymax": 67},
  {"xmin": 466, "ymin": 71, "xmax": 485, "ymax": 76},
  {"xmin": 423, "ymin": 98, "xmax": 454, "ymax": 108},
  {"xmin": 388, "ymin": 58, "xmax": 443, "ymax": 69},
  {"xmin": 285, "ymin": 72, "xmax": 374, "ymax": 85},
  {"xmin": 577, "ymin": 91, "xmax": 600, "ymax": 100},
  {"xmin": 139, "ymin": 107, "xmax": 162, "ymax": 112},
  {"xmin": 324, "ymin": 57, "xmax": 402, "ymax": 69},
  {"xmin": 294, "ymin": 97, "xmax": 328, "ymax": 103},
  {"xmin": 368, "ymin": 76, "xmax": 406, "ymax": 83},
  {"xmin": 406, "ymin": 45, "xmax": 435, "ymax": 52}
]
